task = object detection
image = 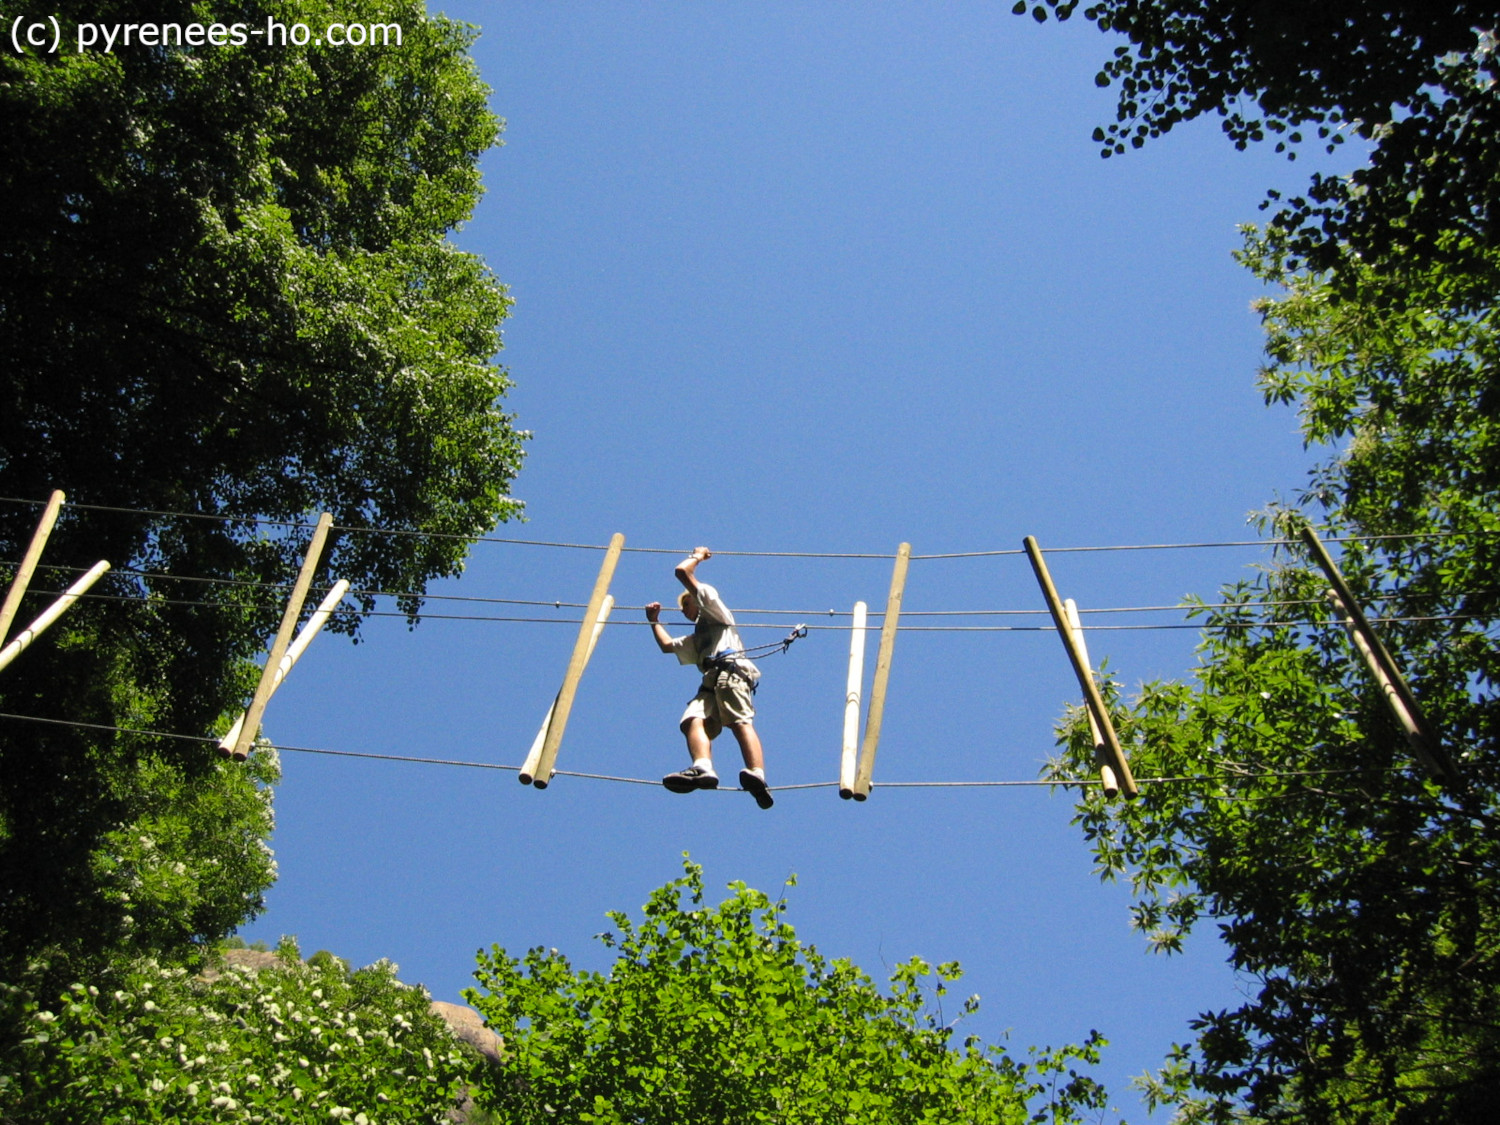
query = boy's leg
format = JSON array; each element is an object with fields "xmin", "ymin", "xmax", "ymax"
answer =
[
  {"xmin": 681, "ymin": 716, "xmax": 714, "ymax": 763},
  {"xmin": 728, "ymin": 722, "xmax": 773, "ymax": 809},
  {"xmin": 713, "ymin": 675, "xmax": 772, "ymax": 808},
  {"xmin": 726, "ymin": 721, "xmax": 763, "ymax": 771},
  {"xmin": 663, "ymin": 704, "xmax": 721, "ymax": 793}
]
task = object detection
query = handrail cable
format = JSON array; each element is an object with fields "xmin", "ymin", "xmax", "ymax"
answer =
[
  {"xmin": 10, "ymin": 582, "xmax": 1491, "ymax": 634},
  {"xmin": 1, "ymin": 496, "xmax": 1489, "ymax": 560},
  {"xmin": 13, "ymin": 562, "xmax": 1494, "ymax": 630}
]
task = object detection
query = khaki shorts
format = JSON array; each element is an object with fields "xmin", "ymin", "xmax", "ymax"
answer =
[{"xmin": 679, "ymin": 668, "xmax": 756, "ymax": 738}]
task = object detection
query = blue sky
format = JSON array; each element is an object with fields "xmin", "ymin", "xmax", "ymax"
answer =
[{"xmin": 243, "ymin": 3, "xmax": 1358, "ymax": 1117}]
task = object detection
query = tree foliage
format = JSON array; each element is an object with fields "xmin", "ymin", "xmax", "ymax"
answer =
[
  {"xmin": 1, "ymin": 0, "xmax": 523, "ymax": 600},
  {"xmin": 0, "ymin": 942, "xmax": 476, "ymax": 1123},
  {"xmin": 0, "ymin": 0, "xmax": 522, "ymax": 979},
  {"xmin": 1048, "ymin": 234, "xmax": 1500, "ymax": 1123},
  {"xmin": 465, "ymin": 861, "xmax": 1110, "ymax": 1125},
  {"xmin": 1019, "ymin": 1, "xmax": 1500, "ymax": 280},
  {"xmin": 1015, "ymin": 6, "xmax": 1500, "ymax": 1115}
]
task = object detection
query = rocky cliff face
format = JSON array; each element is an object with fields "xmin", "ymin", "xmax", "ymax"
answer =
[{"xmin": 429, "ymin": 1000, "xmax": 504, "ymax": 1065}]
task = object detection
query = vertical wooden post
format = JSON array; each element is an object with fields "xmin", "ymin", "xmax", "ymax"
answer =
[
  {"xmin": 1300, "ymin": 527, "xmax": 1459, "ymax": 787},
  {"xmin": 0, "ymin": 560, "xmax": 111, "ymax": 674},
  {"xmin": 229, "ymin": 513, "xmax": 334, "ymax": 761},
  {"xmin": 1023, "ymin": 536, "xmax": 1138, "ymax": 798},
  {"xmin": 519, "ymin": 594, "xmax": 614, "ymax": 785},
  {"xmin": 0, "ymin": 490, "xmax": 66, "ymax": 644},
  {"xmin": 853, "ymin": 543, "xmax": 910, "ymax": 800},
  {"xmin": 839, "ymin": 601, "xmax": 868, "ymax": 799},
  {"xmin": 218, "ymin": 579, "xmax": 350, "ymax": 757},
  {"xmin": 281, "ymin": 579, "xmax": 351, "ymax": 671},
  {"xmin": 1327, "ymin": 589, "xmax": 1459, "ymax": 786},
  {"xmin": 530, "ymin": 534, "xmax": 625, "ymax": 789},
  {"xmin": 1328, "ymin": 592, "xmax": 1433, "ymax": 770},
  {"xmin": 1064, "ymin": 598, "xmax": 1119, "ymax": 798}
]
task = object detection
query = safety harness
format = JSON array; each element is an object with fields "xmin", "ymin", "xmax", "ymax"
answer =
[{"xmin": 697, "ymin": 623, "xmax": 808, "ymax": 693}]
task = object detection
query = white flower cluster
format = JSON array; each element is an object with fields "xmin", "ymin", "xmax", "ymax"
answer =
[{"xmin": 14, "ymin": 950, "xmax": 477, "ymax": 1123}]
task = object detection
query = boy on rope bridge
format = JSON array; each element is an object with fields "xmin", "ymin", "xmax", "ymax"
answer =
[{"xmin": 644, "ymin": 546, "xmax": 774, "ymax": 809}]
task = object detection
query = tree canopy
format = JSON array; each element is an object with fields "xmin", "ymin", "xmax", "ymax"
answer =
[
  {"xmin": 1049, "ymin": 234, "xmax": 1500, "ymax": 1123},
  {"xmin": 465, "ymin": 861, "xmax": 1110, "ymax": 1125},
  {"xmin": 1014, "ymin": 5, "xmax": 1500, "ymax": 1117},
  {"xmin": 1, "ymin": 0, "xmax": 523, "ymax": 609},
  {"xmin": 0, "ymin": 0, "xmax": 523, "ymax": 981},
  {"xmin": 1020, "ymin": 1, "xmax": 1500, "ymax": 279}
]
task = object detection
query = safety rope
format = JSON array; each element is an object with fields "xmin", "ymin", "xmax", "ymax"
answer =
[{"xmin": 726, "ymin": 623, "xmax": 808, "ymax": 661}]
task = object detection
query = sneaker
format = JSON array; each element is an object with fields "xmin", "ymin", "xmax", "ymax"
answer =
[
  {"xmin": 739, "ymin": 769, "xmax": 774, "ymax": 810},
  {"xmin": 662, "ymin": 765, "xmax": 719, "ymax": 793}
]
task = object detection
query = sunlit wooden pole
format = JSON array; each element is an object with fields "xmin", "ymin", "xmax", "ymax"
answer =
[
  {"xmin": 0, "ymin": 490, "xmax": 66, "ymax": 644},
  {"xmin": 1064, "ymin": 598, "xmax": 1119, "ymax": 798},
  {"xmin": 839, "ymin": 600, "xmax": 868, "ymax": 799},
  {"xmin": 218, "ymin": 579, "xmax": 350, "ymax": 757},
  {"xmin": 229, "ymin": 513, "xmax": 333, "ymax": 761},
  {"xmin": 1023, "ymin": 536, "xmax": 1137, "ymax": 798},
  {"xmin": 530, "ymin": 534, "xmax": 625, "ymax": 789},
  {"xmin": 1300, "ymin": 526, "xmax": 1459, "ymax": 788},
  {"xmin": 853, "ymin": 544, "xmax": 910, "ymax": 800},
  {"xmin": 520, "ymin": 594, "xmax": 614, "ymax": 786},
  {"xmin": 0, "ymin": 560, "xmax": 110, "ymax": 674}
]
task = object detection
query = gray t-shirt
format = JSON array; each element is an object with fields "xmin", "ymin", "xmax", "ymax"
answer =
[{"xmin": 669, "ymin": 582, "xmax": 759, "ymax": 683}]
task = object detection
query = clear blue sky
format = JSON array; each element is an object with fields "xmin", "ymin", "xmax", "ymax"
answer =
[{"xmin": 243, "ymin": 4, "xmax": 1356, "ymax": 1117}]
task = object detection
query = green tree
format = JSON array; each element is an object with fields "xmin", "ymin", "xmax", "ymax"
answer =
[
  {"xmin": 1049, "ymin": 233, "xmax": 1500, "ymax": 1123},
  {"xmin": 0, "ymin": 943, "xmax": 477, "ymax": 1123},
  {"xmin": 0, "ymin": 0, "xmax": 522, "ymax": 979},
  {"xmin": 1019, "ymin": 1, "xmax": 1500, "ymax": 281},
  {"xmin": 465, "ymin": 860, "xmax": 1109, "ymax": 1125}
]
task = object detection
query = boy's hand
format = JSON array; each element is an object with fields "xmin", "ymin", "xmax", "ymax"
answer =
[
  {"xmin": 692, "ymin": 546, "xmax": 712, "ymax": 561},
  {"xmin": 645, "ymin": 601, "xmax": 662, "ymax": 623}
]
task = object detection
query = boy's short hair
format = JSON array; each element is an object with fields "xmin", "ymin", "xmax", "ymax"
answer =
[{"xmin": 677, "ymin": 590, "xmax": 695, "ymax": 611}]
